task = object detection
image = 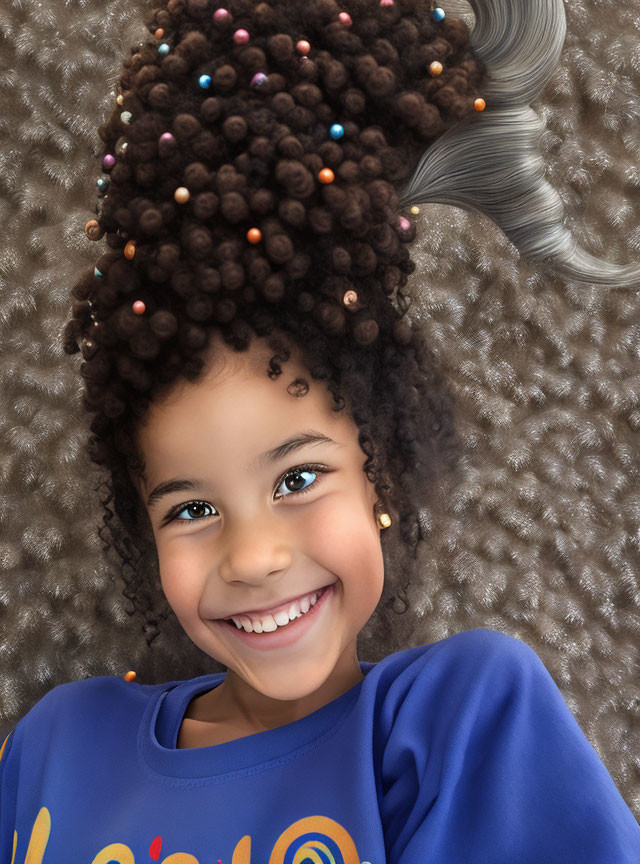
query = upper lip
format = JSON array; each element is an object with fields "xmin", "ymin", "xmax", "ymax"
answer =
[{"xmin": 218, "ymin": 583, "xmax": 333, "ymax": 620}]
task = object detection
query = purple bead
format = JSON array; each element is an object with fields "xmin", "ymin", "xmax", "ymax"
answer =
[
  {"xmin": 103, "ymin": 154, "xmax": 115, "ymax": 169},
  {"xmin": 251, "ymin": 72, "xmax": 268, "ymax": 87}
]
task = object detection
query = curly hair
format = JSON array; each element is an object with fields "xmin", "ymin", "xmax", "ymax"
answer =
[{"xmin": 63, "ymin": 0, "xmax": 637, "ymax": 647}]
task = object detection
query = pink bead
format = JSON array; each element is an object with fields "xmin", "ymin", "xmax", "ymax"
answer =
[
  {"xmin": 380, "ymin": 0, "xmax": 394, "ymax": 6},
  {"xmin": 296, "ymin": 40, "xmax": 310, "ymax": 55},
  {"xmin": 338, "ymin": 12, "xmax": 352, "ymax": 26},
  {"xmin": 399, "ymin": 216, "xmax": 411, "ymax": 231},
  {"xmin": 213, "ymin": 8, "xmax": 230, "ymax": 21},
  {"xmin": 160, "ymin": 132, "xmax": 175, "ymax": 143},
  {"xmin": 233, "ymin": 28, "xmax": 249, "ymax": 44},
  {"xmin": 103, "ymin": 154, "xmax": 115, "ymax": 169}
]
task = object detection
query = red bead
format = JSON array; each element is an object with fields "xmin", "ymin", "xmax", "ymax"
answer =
[{"xmin": 132, "ymin": 300, "xmax": 146, "ymax": 315}]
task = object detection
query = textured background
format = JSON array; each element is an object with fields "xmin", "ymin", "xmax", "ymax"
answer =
[{"xmin": 1, "ymin": 0, "xmax": 639, "ymax": 819}]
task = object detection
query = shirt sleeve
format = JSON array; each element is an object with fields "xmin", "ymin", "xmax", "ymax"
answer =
[
  {"xmin": 0, "ymin": 729, "xmax": 18, "ymax": 864},
  {"xmin": 380, "ymin": 629, "xmax": 640, "ymax": 863}
]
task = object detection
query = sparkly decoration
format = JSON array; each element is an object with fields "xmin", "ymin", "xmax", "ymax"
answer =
[
  {"xmin": 116, "ymin": 94, "xmax": 124, "ymax": 106},
  {"xmin": 132, "ymin": 301, "xmax": 146, "ymax": 315},
  {"xmin": 158, "ymin": 43, "xmax": 170, "ymax": 55},
  {"xmin": 114, "ymin": 136, "xmax": 128, "ymax": 157},
  {"xmin": 432, "ymin": 7, "xmax": 445, "ymax": 21},
  {"xmin": 296, "ymin": 40, "xmax": 310, "ymax": 55},
  {"xmin": 124, "ymin": 240, "xmax": 136, "ymax": 260},
  {"xmin": 378, "ymin": 513, "xmax": 392, "ymax": 528},
  {"xmin": 251, "ymin": 72, "xmax": 268, "ymax": 88},
  {"xmin": 84, "ymin": 219, "xmax": 103, "ymax": 241},
  {"xmin": 338, "ymin": 11, "xmax": 352, "ymax": 26},
  {"xmin": 97, "ymin": 177, "xmax": 110, "ymax": 193},
  {"xmin": 199, "ymin": 74, "xmax": 212, "ymax": 89},
  {"xmin": 318, "ymin": 167, "xmax": 335, "ymax": 184},
  {"xmin": 94, "ymin": 267, "xmax": 103, "ymax": 278},
  {"xmin": 120, "ymin": 111, "xmax": 132, "ymax": 124},
  {"xmin": 103, "ymin": 154, "xmax": 115, "ymax": 170},
  {"xmin": 380, "ymin": 0, "xmax": 394, "ymax": 6},
  {"xmin": 343, "ymin": 290, "xmax": 358, "ymax": 306},
  {"xmin": 247, "ymin": 228, "xmax": 262, "ymax": 244},
  {"xmin": 124, "ymin": 671, "xmax": 137, "ymax": 681},
  {"xmin": 330, "ymin": 123, "xmax": 344, "ymax": 140},
  {"xmin": 474, "ymin": 97, "xmax": 486, "ymax": 111},
  {"xmin": 160, "ymin": 132, "xmax": 175, "ymax": 144},
  {"xmin": 398, "ymin": 216, "xmax": 411, "ymax": 231},
  {"xmin": 214, "ymin": 7, "xmax": 231, "ymax": 22},
  {"xmin": 174, "ymin": 187, "xmax": 190, "ymax": 203},
  {"xmin": 233, "ymin": 28, "xmax": 249, "ymax": 44},
  {"xmin": 429, "ymin": 61, "xmax": 443, "ymax": 76},
  {"xmin": 410, "ymin": 205, "xmax": 420, "ymax": 215},
  {"xmin": 154, "ymin": 27, "xmax": 164, "ymax": 39}
]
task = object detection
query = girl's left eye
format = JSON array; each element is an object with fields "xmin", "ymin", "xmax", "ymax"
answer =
[{"xmin": 164, "ymin": 463, "xmax": 330, "ymax": 526}]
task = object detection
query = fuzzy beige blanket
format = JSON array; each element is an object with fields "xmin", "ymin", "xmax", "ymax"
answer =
[{"xmin": 0, "ymin": 0, "xmax": 639, "ymax": 821}]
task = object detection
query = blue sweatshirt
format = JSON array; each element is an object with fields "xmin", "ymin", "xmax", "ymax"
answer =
[{"xmin": 1, "ymin": 627, "xmax": 639, "ymax": 863}]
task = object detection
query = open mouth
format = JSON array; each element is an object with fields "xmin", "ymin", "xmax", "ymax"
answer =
[{"xmin": 220, "ymin": 584, "xmax": 331, "ymax": 631}]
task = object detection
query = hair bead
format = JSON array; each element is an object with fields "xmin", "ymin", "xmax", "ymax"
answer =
[
  {"xmin": 159, "ymin": 132, "xmax": 175, "ymax": 144},
  {"xmin": 198, "ymin": 74, "xmax": 212, "ymax": 89},
  {"xmin": 432, "ymin": 7, "xmax": 445, "ymax": 21},
  {"xmin": 97, "ymin": 177, "xmax": 110, "ymax": 193},
  {"xmin": 132, "ymin": 300, "xmax": 146, "ymax": 315},
  {"xmin": 251, "ymin": 72, "xmax": 268, "ymax": 88},
  {"xmin": 120, "ymin": 111, "xmax": 132, "ymax": 124},
  {"xmin": 338, "ymin": 12, "xmax": 352, "ymax": 26},
  {"xmin": 410, "ymin": 205, "xmax": 420, "ymax": 215},
  {"xmin": 247, "ymin": 228, "xmax": 262, "ymax": 244},
  {"xmin": 318, "ymin": 168, "xmax": 335, "ymax": 184},
  {"xmin": 429, "ymin": 61, "xmax": 443, "ymax": 76},
  {"xmin": 174, "ymin": 187, "xmax": 190, "ymax": 204},
  {"xmin": 343, "ymin": 290, "xmax": 358, "ymax": 306},
  {"xmin": 330, "ymin": 124, "xmax": 344, "ymax": 140},
  {"xmin": 158, "ymin": 43, "xmax": 170, "ymax": 55},
  {"xmin": 233, "ymin": 28, "xmax": 249, "ymax": 44},
  {"xmin": 124, "ymin": 241, "xmax": 136, "ymax": 260},
  {"xmin": 116, "ymin": 94, "xmax": 124, "ymax": 106},
  {"xmin": 124, "ymin": 671, "xmax": 137, "ymax": 681},
  {"xmin": 154, "ymin": 28, "xmax": 164, "ymax": 39},
  {"xmin": 398, "ymin": 216, "xmax": 411, "ymax": 231},
  {"xmin": 380, "ymin": 0, "xmax": 394, "ymax": 6},
  {"xmin": 474, "ymin": 97, "xmax": 486, "ymax": 111},
  {"xmin": 296, "ymin": 40, "xmax": 310, "ymax": 55},
  {"xmin": 103, "ymin": 154, "xmax": 115, "ymax": 170},
  {"xmin": 214, "ymin": 8, "xmax": 231, "ymax": 22},
  {"xmin": 84, "ymin": 220, "xmax": 103, "ymax": 241}
]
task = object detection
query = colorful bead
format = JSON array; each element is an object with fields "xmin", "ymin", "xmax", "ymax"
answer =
[
  {"xmin": 84, "ymin": 219, "xmax": 102, "ymax": 241},
  {"xmin": 132, "ymin": 301, "xmax": 146, "ymax": 315},
  {"xmin": 198, "ymin": 74, "xmax": 212, "ymax": 89},
  {"xmin": 124, "ymin": 671, "xmax": 137, "ymax": 681},
  {"xmin": 103, "ymin": 154, "xmax": 115, "ymax": 170},
  {"xmin": 97, "ymin": 177, "xmax": 110, "ymax": 193},
  {"xmin": 318, "ymin": 167, "xmax": 334, "ymax": 184},
  {"xmin": 398, "ymin": 216, "xmax": 411, "ymax": 231},
  {"xmin": 296, "ymin": 40, "xmax": 310, "ymax": 55},
  {"xmin": 158, "ymin": 43, "xmax": 170, "ymax": 55},
  {"xmin": 213, "ymin": 8, "xmax": 231, "ymax": 22},
  {"xmin": 380, "ymin": 0, "xmax": 394, "ymax": 6},
  {"xmin": 410, "ymin": 205, "xmax": 420, "ymax": 215},
  {"xmin": 174, "ymin": 187, "xmax": 190, "ymax": 203},
  {"xmin": 251, "ymin": 72, "xmax": 268, "ymax": 88},
  {"xmin": 116, "ymin": 94, "xmax": 124, "ymax": 106},
  {"xmin": 94, "ymin": 267, "xmax": 103, "ymax": 278},
  {"xmin": 160, "ymin": 132, "xmax": 175, "ymax": 144},
  {"xmin": 474, "ymin": 97, "xmax": 486, "ymax": 111},
  {"xmin": 338, "ymin": 12, "xmax": 352, "ymax": 26},
  {"xmin": 429, "ymin": 61, "xmax": 443, "ymax": 76},
  {"xmin": 247, "ymin": 228, "xmax": 262, "ymax": 244},
  {"xmin": 432, "ymin": 7, "xmax": 445, "ymax": 21},
  {"xmin": 330, "ymin": 124, "xmax": 344, "ymax": 140},
  {"xmin": 120, "ymin": 111, "xmax": 132, "ymax": 124},
  {"xmin": 154, "ymin": 28, "xmax": 164, "ymax": 39},
  {"xmin": 233, "ymin": 28, "xmax": 249, "ymax": 44},
  {"xmin": 343, "ymin": 290, "xmax": 358, "ymax": 306},
  {"xmin": 124, "ymin": 241, "xmax": 136, "ymax": 260}
]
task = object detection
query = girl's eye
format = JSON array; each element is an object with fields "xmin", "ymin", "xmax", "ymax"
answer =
[{"xmin": 163, "ymin": 463, "xmax": 330, "ymax": 526}]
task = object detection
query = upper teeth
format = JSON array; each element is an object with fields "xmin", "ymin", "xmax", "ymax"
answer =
[{"xmin": 229, "ymin": 589, "xmax": 323, "ymax": 633}]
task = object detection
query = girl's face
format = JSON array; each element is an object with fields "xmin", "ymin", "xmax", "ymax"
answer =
[{"xmin": 134, "ymin": 332, "xmax": 386, "ymax": 729}]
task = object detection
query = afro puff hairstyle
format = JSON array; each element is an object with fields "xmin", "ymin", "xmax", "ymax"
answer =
[{"xmin": 62, "ymin": 0, "xmax": 640, "ymax": 645}]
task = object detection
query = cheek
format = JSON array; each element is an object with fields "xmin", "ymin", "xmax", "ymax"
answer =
[{"xmin": 157, "ymin": 546, "xmax": 202, "ymax": 618}]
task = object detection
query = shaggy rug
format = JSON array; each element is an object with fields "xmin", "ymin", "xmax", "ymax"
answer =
[{"xmin": 0, "ymin": 0, "xmax": 639, "ymax": 820}]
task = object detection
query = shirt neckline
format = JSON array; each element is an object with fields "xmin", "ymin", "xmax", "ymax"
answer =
[{"xmin": 138, "ymin": 661, "xmax": 374, "ymax": 779}]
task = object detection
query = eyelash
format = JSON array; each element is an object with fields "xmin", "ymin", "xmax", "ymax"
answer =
[{"xmin": 161, "ymin": 463, "xmax": 330, "ymax": 527}]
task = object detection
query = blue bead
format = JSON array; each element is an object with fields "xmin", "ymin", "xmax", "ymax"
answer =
[
  {"xmin": 97, "ymin": 177, "xmax": 110, "ymax": 192},
  {"xmin": 94, "ymin": 267, "xmax": 103, "ymax": 278},
  {"xmin": 432, "ymin": 8, "xmax": 445, "ymax": 21},
  {"xmin": 198, "ymin": 74, "xmax": 212, "ymax": 89},
  {"xmin": 330, "ymin": 123, "xmax": 344, "ymax": 140},
  {"xmin": 158, "ymin": 43, "xmax": 170, "ymax": 55}
]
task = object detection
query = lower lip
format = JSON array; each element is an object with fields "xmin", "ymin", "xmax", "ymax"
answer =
[{"xmin": 213, "ymin": 584, "xmax": 335, "ymax": 651}]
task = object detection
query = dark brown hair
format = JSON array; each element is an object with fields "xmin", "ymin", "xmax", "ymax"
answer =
[{"xmin": 62, "ymin": 0, "xmax": 487, "ymax": 644}]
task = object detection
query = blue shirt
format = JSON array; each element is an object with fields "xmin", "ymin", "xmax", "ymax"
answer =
[{"xmin": 1, "ymin": 627, "xmax": 638, "ymax": 863}]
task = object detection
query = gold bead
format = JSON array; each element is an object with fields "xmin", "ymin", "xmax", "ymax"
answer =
[
  {"xmin": 410, "ymin": 205, "xmax": 420, "ymax": 216},
  {"xmin": 378, "ymin": 512, "xmax": 392, "ymax": 529},
  {"xmin": 116, "ymin": 94, "xmax": 124, "ymax": 106}
]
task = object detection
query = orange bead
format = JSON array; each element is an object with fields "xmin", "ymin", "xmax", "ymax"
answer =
[
  {"xmin": 124, "ymin": 240, "xmax": 136, "ymax": 259},
  {"xmin": 296, "ymin": 40, "xmax": 310, "ymax": 55},
  {"xmin": 474, "ymin": 97, "xmax": 486, "ymax": 111},
  {"xmin": 154, "ymin": 28, "xmax": 164, "ymax": 39},
  {"xmin": 174, "ymin": 186, "xmax": 190, "ymax": 204},
  {"xmin": 124, "ymin": 671, "xmax": 137, "ymax": 681},
  {"xmin": 84, "ymin": 219, "xmax": 102, "ymax": 241},
  {"xmin": 247, "ymin": 227, "xmax": 262, "ymax": 244},
  {"xmin": 318, "ymin": 168, "xmax": 334, "ymax": 184},
  {"xmin": 343, "ymin": 290, "xmax": 358, "ymax": 306},
  {"xmin": 429, "ymin": 61, "xmax": 443, "ymax": 76},
  {"xmin": 132, "ymin": 300, "xmax": 146, "ymax": 315}
]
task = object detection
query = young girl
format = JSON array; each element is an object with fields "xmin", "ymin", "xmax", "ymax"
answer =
[{"xmin": 2, "ymin": 0, "xmax": 639, "ymax": 861}]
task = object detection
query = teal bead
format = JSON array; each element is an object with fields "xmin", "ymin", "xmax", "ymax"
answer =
[
  {"xmin": 198, "ymin": 74, "xmax": 212, "ymax": 89},
  {"xmin": 432, "ymin": 7, "xmax": 445, "ymax": 21},
  {"xmin": 330, "ymin": 123, "xmax": 344, "ymax": 140},
  {"xmin": 158, "ymin": 43, "xmax": 170, "ymax": 55},
  {"xmin": 97, "ymin": 177, "xmax": 110, "ymax": 193},
  {"xmin": 94, "ymin": 267, "xmax": 103, "ymax": 278}
]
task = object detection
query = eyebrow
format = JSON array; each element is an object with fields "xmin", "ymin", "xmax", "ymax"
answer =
[{"xmin": 146, "ymin": 430, "xmax": 341, "ymax": 510}]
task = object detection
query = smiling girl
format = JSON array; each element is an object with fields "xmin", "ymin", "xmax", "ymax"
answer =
[{"xmin": 1, "ymin": 0, "xmax": 640, "ymax": 861}]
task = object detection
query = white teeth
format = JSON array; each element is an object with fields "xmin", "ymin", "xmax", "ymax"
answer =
[{"xmin": 230, "ymin": 588, "xmax": 323, "ymax": 633}]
